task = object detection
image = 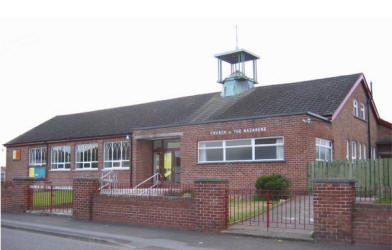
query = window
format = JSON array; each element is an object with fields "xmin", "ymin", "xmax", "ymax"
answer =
[
  {"xmin": 75, "ymin": 144, "xmax": 98, "ymax": 169},
  {"xmin": 198, "ymin": 137, "xmax": 284, "ymax": 163},
  {"xmin": 358, "ymin": 144, "xmax": 362, "ymax": 160},
  {"xmin": 346, "ymin": 140, "xmax": 350, "ymax": 160},
  {"xmin": 51, "ymin": 146, "xmax": 71, "ymax": 170},
  {"xmin": 351, "ymin": 141, "xmax": 357, "ymax": 161},
  {"xmin": 360, "ymin": 103, "xmax": 366, "ymax": 120},
  {"xmin": 104, "ymin": 141, "xmax": 130, "ymax": 169},
  {"xmin": 353, "ymin": 99, "xmax": 359, "ymax": 117},
  {"xmin": 371, "ymin": 146, "xmax": 376, "ymax": 159},
  {"xmin": 316, "ymin": 138, "xmax": 333, "ymax": 161},
  {"xmin": 29, "ymin": 147, "xmax": 47, "ymax": 166},
  {"xmin": 363, "ymin": 144, "xmax": 367, "ymax": 160}
]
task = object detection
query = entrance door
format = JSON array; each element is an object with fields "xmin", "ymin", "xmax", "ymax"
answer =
[{"xmin": 153, "ymin": 139, "xmax": 181, "ymax": 184}]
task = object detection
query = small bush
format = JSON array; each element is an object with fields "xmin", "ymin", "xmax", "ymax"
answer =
[
  {"xmin": 255, "ymin": 173, "xmax": 290, "ymax": 191},
  {"xmin": 255, "ymin": 174, "xmax": 290, "ymax": 201}
]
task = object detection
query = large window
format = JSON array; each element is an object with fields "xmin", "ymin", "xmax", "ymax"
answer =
[
  {"xmin": 51, "ymin": 146, "xmax": 71, "ymax": 170},
  {"xmin": 104, "ymin": 141, "xmax": 130, "ymax": 169},
  {"xmin": 198, "ymin": 137, "xmax": 284, "ymax": 163},
  {"xmin": 316, "ymin": 138, "xmax": 333, "ymax": 161},
  {"xmin": 75, "ymin": 144, "xmax": 98, "ymax": 169},
  {"xmin": 29, "ymin": 147, "xmax": 47, "ymax": 166}
]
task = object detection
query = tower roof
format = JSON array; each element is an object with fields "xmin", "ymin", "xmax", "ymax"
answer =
[{"xmin": 215, "ymin": 48, "xmax": 259, "ymax": 64}]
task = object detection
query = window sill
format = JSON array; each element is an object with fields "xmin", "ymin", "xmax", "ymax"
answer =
[
  {"xmin": 73, "ymin": 168, "xmax": 98, "ymax": 171},
  {"xmin": 354, "ymin": 116, "xmax": 367, "ymax": 122},
  {"xmin": 197, "ymin": 160, "xmax": 286, "ymax": 165},
  {"xmin": 102, "ymin": 167, "xmax": 130, "ymax": 171},
  {"xmin": 49, "ymin": 169, "xmax": 71, "ymax": 172}
]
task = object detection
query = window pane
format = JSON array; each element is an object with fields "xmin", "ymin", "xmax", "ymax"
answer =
[
  {"xmin": 199, "ymin": 148, "xmax": 223, "ymax": 162},
  {"xmin": 104, "ymin": 143, "xmax": 112, "ymax": 161},
  {"xmin": 226, "ymin": 139, "xmax": 251, "ymax": 147},
  {"xmin": 122, "ymin": 161, "xmax": 130, "ymax": 168},
  {"xmin": 153, "ymin": 140, "xmax": 162, "ymax": 149},
  {"xmin": 91, "ymin": 162, "xmax": 98, "ymax": 168},
  {"xmin": 199, "ymin": 141, "xmax": 222, "ymax": 148},
  {"xmin": 76, "ymin": 163, "xmax": 83, "ymax": 169},
  {"xmin": 104, "ymin": 162, "xmax": 111, "ymax": 168},
  {"xmin": 255, "ymin": 138, "xmax": 277, "ymax": 145},
  {"xmin": 164, "ymin": 139, "xmax": 180, "ymax": 149},
  {"xmin": 113, "ymin": 162, "xmax": 121, "ymax": 168},
  {"xmin": 113, "ymin": 142, "xmax": 121, "ymax": 160},
  {"xmin": 65, "ymin": 163, "xmax": 70, "ymax": 169},
  {"xmin": 255, "ymin": 146, "xmax": 277, "ymax": 160},
  {"xmin": 226, "ymin": 147, "xmax": 252, "ymax": 160},
  {"xmin": 122, "ymin": 142, "xmax": 129, "ymax": 160}
]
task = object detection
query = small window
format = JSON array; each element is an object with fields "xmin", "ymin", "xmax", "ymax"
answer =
[
  {"xmin": 29, "ymin": 147, "xmax": 47, "ymax": 166},
  {"xmin": 353, "ymin": 99, "xmax": 359, "ymax": 117},
  {"xmin": 104, "ymin": 141, "xmax": 130, "ymax": 168},
  {"xmin": 51, "ymin": 146, "xmax": 71, "ymax": 170},
  {"xmin": 363, "ymin": 144, "xmax": 367, "ymax": 160},
  {"xmin": 358, "ymin": 144, "xmax": 362, "ymax": 160},
  {"xmin": 360, "ymin": 103, "xmax": 366, "ymax": 120},
  {"xmin": 316, "ymin": 138, "xmax": 333, "ymax": 161},
  {"xmin": 371, "ymin": 147, "xmax": 376, "ymax": 159},
  {"xmin": 351, "ymin": 141, "xmax": 357, "ymax": 161},
  {"xmin": 75, "ymin": 144, "xmax": 98, "ymax": 169},
  {"xmin": 346, "ymin": 140, "xmax": 350, "ymax": 160}
]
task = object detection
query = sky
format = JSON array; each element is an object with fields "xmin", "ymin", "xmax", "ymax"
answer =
[{"xmin": 1, "ymin": 1, "xmax": 392, "ymax": 167}]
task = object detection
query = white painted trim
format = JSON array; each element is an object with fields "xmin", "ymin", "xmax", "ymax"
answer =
[
  {"xmin": 331, "ymin": 74, "xmax": 363, "ymax": 121},
  {"xmin": 133, "ymin": 132, "xmax": 183, "ymax": 140},
  {"xmin": 73, "ymin": 168, "xmax": 98, "ymax": 171},
  {"xmin": 102, "ymin": 167, "xmax": 130, "ymax": 171},
  {"xmin": 49, "ymin": 169, "xmax": 70, "ymax": 172}
]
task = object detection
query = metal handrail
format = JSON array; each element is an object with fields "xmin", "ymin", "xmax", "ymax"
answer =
[{"xmin": 134, "ymin": 173, "xmax": 161, "ymax": 189}]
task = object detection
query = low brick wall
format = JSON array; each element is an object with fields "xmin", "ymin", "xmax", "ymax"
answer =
[
  {"xmin": 1, "ymin": 182, "xmax": 15, "ymax": 211},
  {"xmin": 93, "ymin": 195, "xmax": 195, "ymax": 230},
  {"xmin": 352, "ymin": 203, "xmax": 392, "ymax": 246},
  {"xmin": 73, "ymin": 177, "xmax": 229, "ymax": 232}
]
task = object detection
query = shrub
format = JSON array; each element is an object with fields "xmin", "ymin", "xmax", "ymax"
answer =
[
  {"xmin": 255, "ymin": 173, "xmax": 290, "ymax": 191},
  {"xmin": 255, "ymin": 174, "xmax": 290, "ymax": 200}
]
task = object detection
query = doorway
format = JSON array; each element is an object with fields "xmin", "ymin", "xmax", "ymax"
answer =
[{"xmin": 153, "ymin": 139, "xmax": 181, "ymax": 184}]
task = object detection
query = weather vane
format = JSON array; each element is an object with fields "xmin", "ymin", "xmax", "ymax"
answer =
[{"xmin": 235, "ymin": 24, "xmax": 239, "ymax": 49}]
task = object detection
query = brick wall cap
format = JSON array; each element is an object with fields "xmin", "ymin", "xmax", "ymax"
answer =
[
  {"xmin": 12, "ymin": 177, "xmax": 35, "ymax": 181},
  {"xmin": 193, "ymin": 178, "xmax": 229, "ymax": 183},
  {"xmin": 312, "ymin": 178, "xmax": 356, "ymax": 184},
  {"xmin": 72, "ymin": 177, "xmax": 100, "ymax": 181}
]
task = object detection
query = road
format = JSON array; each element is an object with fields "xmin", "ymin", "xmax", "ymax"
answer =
[{"xmin": 2, "ymin": 226, "xmax": 387, "ymax": 250}]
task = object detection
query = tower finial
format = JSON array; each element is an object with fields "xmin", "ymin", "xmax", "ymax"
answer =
[{"xmin": 235, "ymin": 25, "xmax": 239, "ymax": 49}]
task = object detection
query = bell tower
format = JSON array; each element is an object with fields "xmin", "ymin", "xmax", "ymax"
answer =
[{"xmin": 215, "ymin": 48, "xmax": 259, "ymax": 97}]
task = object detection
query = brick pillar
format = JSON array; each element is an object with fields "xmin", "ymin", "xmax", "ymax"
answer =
[
  {"xmin": 193, "ymin": 178, "xmax": 229, "ymax": 232},
  {"xmin": 11, "ymin": 177, "xmax": 34, "ymax": 213},
  {"xmin": 72, "ymin": 177, "xmax": 99, "ymax": 220},
  {"xmin": 313, "ymin": 178, "xmax": 356, "ymax": 243}
]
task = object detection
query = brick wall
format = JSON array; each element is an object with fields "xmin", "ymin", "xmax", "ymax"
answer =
[
  {"xmin": 72, "ymin": 177, "xmax": 99, "ymax": 220},
  {"xmin": 313, "ymin": 178, "xmax": 356, "ymax": 243},
  {"xmin": 75, "ymin": 177, "xmax": 229, "ymax": 232},
  {"xmin": 352, "ymin": 203, "xmax": 392, "ymax": 246},
  {"xmin": 1, "ymin": 178, "xmax": 34, "ymax": 213}
]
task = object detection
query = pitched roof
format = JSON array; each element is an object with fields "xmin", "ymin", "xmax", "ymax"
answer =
[{"xmin": 6, "ymin": 73, "xmax": 362, "ymax": 145}]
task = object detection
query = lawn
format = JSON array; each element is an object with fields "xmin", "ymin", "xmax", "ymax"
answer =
[
  {"xmin": 33, "ymin": 190, "xmax": 73, "ymax": 207},
  {"xmin": 229, "ymin": 198, "xmax": 279, "ymax": 224}
]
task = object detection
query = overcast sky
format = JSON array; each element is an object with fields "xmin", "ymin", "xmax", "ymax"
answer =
[{"xmin": 1, "ymin": 1, "xmax": 392, "ymax": 166}]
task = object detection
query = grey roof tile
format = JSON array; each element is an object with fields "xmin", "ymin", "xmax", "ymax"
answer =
[{"xmin": 6, "ymin": 73, "xmax": 362, "ymax": 145}]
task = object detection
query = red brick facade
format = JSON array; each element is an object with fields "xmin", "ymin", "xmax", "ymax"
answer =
[{"xmin": 5, "ymin": 79, "xmax": 392, "ymax": 190}]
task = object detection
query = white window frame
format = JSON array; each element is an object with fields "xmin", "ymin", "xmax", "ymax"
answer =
[
  {"xmin": 353, "ymin": 99, "xmax": 359, "ymax": 117},
  {"xmin": 363, "ymin": 144, "xmax": 367, "ymax": 160},
  {"xmin": 29, "ymin": 147, "xmax": 47, "ymax": 166},
  {"xmin": 316, "ymin": 138, "xmax": 333, "ymax": 161},
  {"xmin": 358, "ymin": 143, "xmax": 362, "ymax": 160},
  {"xmin": 352, "ymin": 141, "xmax": 357, "ymax": 161},
  {"xmin": 371, "ymin": 146, "xmax": 376, "ymax": 159},
  {"xmin": 103, "ymin": 141, "xmax": 130, "ymax": 169},
  {"xmin": 51, "ymin": 146, "xmax": 71, "ymax": 170},
  {"xmin": 198, "ymin": 136, "xmax": 284, "ymax": 163},
  {"xmin": 360, "ymin": 103, "xmax": 366, "ymax": 120},
  {"xmin": 75, "ymin": 144, "xmax": 98, "ymax": 170},
  {"xmin": 346, "ymin": 140, "xmax": 350, "ymax": 160}
]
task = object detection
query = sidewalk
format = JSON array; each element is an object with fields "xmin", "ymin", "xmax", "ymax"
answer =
[{"xmin": 1, "ymin": 212, "xmax": 389, "ymax": 250}]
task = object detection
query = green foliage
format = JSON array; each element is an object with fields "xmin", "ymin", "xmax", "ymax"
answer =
[{"xmin": 255, "ymin": 173, "xmax": 290, "ymax": 191}]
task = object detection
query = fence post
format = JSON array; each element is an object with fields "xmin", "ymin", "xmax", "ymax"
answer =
[
  {"xmin": 50, "ymin": 185, "xmax": 53, "ymax": 214},
  {"xmin": 266, "ymin": 190, "xmax": 270, "ymax": 230},
  {"xmin": 72, "ymin": 178, "xmax": 99, "ymax": 220}
]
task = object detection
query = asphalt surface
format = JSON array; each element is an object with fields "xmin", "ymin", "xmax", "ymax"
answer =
[{"xmin": 1, "ymin": 212, "xmax": 389, "ymax": 250}]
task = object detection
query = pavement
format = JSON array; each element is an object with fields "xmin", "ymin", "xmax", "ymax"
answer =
[{"xmin": 1, "ymin": 212, "xmax": 389, "ymax": 250}]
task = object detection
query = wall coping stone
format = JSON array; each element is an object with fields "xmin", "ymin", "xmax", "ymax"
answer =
[
  {"xmin": 193, "ymin": 178, "xmax": 229, "ymax": 182},
  {"xmin": 73, "ymin": 177, "xmax": 100, "ymax": 181},
  {"xmin": 312, "ymin": 178, "xmax": 356, "ymax": 184}
]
